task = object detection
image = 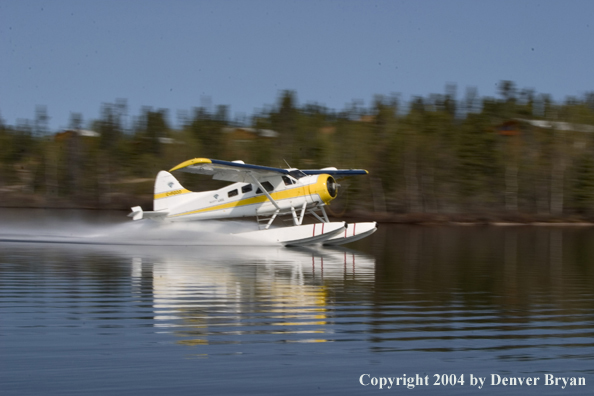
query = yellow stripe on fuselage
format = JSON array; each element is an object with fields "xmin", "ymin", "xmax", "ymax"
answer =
[
  {"xmin": 171, "ymin": 184, "xmax": 311, "ymax": 218},
  {"xmin": 154, "ymin": 189, "xmax": 192, "ymax": 200}
]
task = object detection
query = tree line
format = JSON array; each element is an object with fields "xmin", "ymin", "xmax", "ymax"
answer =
[{"xmin": 2, "ymin": 81, "xmax": 594, "ymax": 220}]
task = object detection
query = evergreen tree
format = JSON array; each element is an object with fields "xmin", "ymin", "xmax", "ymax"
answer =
[
  {"xmin": 572, "ymin": 153, "xmax": 594, "ymax": 214},
  {"xmin": 98, "ymin": 102, "xmax": 123, "ymax": 150}
]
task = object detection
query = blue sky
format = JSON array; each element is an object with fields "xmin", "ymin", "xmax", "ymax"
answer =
[{"xmin": 2, "ymin": 0, "xmax": 593, "ymax": 130}]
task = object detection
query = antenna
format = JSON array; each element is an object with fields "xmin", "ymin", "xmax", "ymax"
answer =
[{"xmin": 283, "ymin": 159, "xmax": 292, "ymax": 169}]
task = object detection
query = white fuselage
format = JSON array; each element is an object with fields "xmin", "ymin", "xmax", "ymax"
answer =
[{"xmin": 155, "ymin": 173, "xmax": 334, "ymax": 222}]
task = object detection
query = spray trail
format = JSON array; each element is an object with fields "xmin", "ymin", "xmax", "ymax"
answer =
[{"xmin": 0, "ymin": 210, "xmax": 264, "ymax": 246}]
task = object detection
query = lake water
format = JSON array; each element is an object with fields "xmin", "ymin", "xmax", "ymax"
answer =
[{"xmin": 1, "ymin": 210, "xmax": 594, "ymax": 395}]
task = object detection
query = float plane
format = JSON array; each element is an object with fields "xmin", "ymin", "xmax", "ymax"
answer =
[{"xmin": 129, "ymin": 158, "xmax": 377, "ymax": 247}]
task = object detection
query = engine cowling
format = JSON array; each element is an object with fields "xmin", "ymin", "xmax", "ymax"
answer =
[{"xmin": 309, "ymin": 174, "xmax": 338, "ymax": 204}]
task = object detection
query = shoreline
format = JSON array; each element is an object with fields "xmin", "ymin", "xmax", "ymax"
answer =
[
  {"xmin": 342, "ymin": 211, "xmax": 594, "ymax": 226},
  {"xmin": 2, "ymin": 204, "xmax": 594, "ymax": 226}
]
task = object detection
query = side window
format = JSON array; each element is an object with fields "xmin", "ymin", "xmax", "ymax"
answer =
[
  {"xmin": 241, "ymin": 184, "xmax": 253, "ymax": 194},
  {"xmin": 282, "ymin": 176, "xmax": 295, "ymax": 185},
  {"xmin": 262, "ymin": 181, "xmax": 274, "ymax": 192},
  {"xmin": 255, "ymin": 181, "xmax": 274, "ymax": 194},
  {"xmin": 228, "ymin": 189, "xmax": 238, "ymax": 198}
]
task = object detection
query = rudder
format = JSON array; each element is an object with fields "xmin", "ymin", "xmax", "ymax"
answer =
[{"xmin": 153, "ymin": 171, "xmax": 192, "ymax": 211}]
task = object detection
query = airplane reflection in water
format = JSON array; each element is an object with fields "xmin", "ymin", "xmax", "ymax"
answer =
[{"xmin": 130, "ymin": 245, "xmax": 375, "ymax": 346}]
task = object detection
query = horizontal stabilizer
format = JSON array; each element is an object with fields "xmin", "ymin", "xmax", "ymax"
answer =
[{"xmin": 128, "ymin": 206, "xmax": 169, "ymax": 221}]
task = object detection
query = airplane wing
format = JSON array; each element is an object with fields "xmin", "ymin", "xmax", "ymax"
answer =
[
  {"xmin": 300, "ymin": 169, "xmax": 368, "ymax": 178},
  {"xmin": 169, "ymin": 158, "xmax": 368, "ymax": 182},
  {"xmin": 169, "ymin": 158, "xmax": 290, "ymax": 183}
]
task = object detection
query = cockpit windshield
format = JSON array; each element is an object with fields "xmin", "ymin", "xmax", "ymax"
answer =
[{"xmin": 288, "ymin": 170, "xmax": 306, "ymax": 179}]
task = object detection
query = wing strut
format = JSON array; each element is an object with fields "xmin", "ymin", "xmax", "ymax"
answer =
[{"xmin": 248, "ymin": 172, "xmax": 281, "ymax": 210}]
